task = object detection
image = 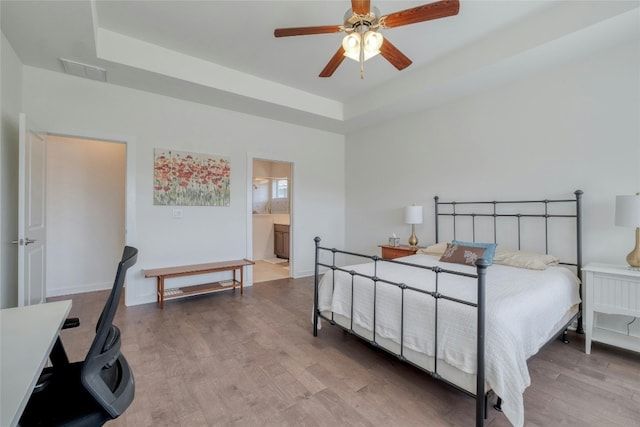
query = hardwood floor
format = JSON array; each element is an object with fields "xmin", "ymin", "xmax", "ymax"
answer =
[{"xmin": 50, "ymin": 277, "xmax": 640, "ymax": 426}]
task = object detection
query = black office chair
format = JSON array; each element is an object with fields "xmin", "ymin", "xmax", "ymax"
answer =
[{"xmin": 19, "ymin": 246, "xmax": 138, "ymax": 427}]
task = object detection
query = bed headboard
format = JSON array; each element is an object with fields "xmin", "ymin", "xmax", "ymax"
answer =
[{"xmin": 434, "ymin": 190, "xmax": 583, "ymax": 273}]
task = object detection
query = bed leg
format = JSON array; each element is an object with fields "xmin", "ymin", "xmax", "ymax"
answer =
[
  {"xmin": 577, "ymin": 315, "xmax": 585, "ymax": 334},
  {"xmin": 313, "ymin": 314, "xmax": 318, "ymax": 337},
  {"xmin": 494, "ymin": 397, "xmax": 503, "ymax": 412},
  {"xmin": 484, "ymin": 395, "xmax": 488, "ymax": 419},
  {"xmin": 562, "ymin": 328, "xmax": 570, "ymax": 344},
  {"xmin": 313, "ymin": 237, "xmax": 320, "ymax": 337}
]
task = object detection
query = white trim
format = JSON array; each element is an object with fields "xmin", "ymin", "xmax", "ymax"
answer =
[
  {"xmin": 246, "ymin": 154, "xmax": 254, "ymax": 285},
  {"xmin": 247, "ymin": 153, "xmax": 295, "ymax": 279},
  {"xmin": 46, "ymin": 281, "xmax": 112, "ymax": 297}
]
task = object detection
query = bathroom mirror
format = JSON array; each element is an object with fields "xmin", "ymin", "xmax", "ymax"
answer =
[{"xmin": 252, "ymin": 178, "xmax": 289, "ymax": 214}]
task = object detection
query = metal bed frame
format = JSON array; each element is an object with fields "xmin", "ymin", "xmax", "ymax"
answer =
[{"xmin": 312, "ymin": 190, "xmax": 583, "ymax": 427}]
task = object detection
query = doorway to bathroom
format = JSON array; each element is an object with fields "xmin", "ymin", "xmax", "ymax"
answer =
[{"xmin": 252, "ymin": 159, "xmax": 291, "ymax": 283}]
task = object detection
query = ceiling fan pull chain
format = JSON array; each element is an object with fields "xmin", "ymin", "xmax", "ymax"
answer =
[{"xmin": 360, "ymin": 19, "xmax": 365, "ymax": 79}]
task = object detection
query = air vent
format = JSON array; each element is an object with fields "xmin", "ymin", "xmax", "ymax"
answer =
[{"xmin": 60, "ymin": 58, "xmax": 106, "ymax": 82}]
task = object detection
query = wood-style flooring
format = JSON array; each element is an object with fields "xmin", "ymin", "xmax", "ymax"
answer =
[{"xmin": 50, "ymin": 277, "xmax": 640, "ymax": 426}]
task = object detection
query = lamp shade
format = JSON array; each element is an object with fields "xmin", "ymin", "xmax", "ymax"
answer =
[
  {"xmin": 404, "ymin": 205, "xmax": 423, "ymax": 225},
  {"xmin": 615, "ymin": 195, "xmax": 640, "ymax": 227}
]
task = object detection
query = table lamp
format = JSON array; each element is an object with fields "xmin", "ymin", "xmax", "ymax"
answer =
[
  {"xmin": 404, "ymin": 205, "xmax": 423, "ymax": 246},
  {"xmin": 615, "ymin": 193, "xmax": 640, "ymax": 268}
]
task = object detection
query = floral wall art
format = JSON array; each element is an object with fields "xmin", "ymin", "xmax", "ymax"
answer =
[{"xmin": 153, "ymin": 149, "xmax": 231, "ymax": 206}]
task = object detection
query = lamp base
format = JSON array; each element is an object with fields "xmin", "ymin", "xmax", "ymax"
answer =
[
  {"xmin": 626, "ymin": 227, "xmax": 640, "ymax": 268},
  {"xmin": 408, "ymin": 225, "xmax": 418, "ymax": 247}
]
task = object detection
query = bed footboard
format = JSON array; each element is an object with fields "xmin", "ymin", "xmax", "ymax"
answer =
[{"xmin": 313, "ymin": 237, "xmax": 490, "ymax": 427}]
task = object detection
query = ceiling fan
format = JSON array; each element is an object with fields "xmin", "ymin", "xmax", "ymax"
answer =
[{"xmin": 274, "ymin": 0, "xmax": 460, "ymax": 78}]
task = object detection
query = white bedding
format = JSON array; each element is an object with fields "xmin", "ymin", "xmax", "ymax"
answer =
[{"xmin": 316, "ymin": 253, "xmax": 581, "ymax": 427}]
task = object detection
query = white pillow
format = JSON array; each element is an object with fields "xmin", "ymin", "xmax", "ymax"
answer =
[
  {"xmin": 416, "ymin": 242, "xmax": 448, "ymax": 256},
  {"xmin": 493, "ymin": 249, "xmax": 559, "ymax": 270}
]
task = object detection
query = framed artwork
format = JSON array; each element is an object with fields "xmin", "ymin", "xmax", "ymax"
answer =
[{"xmin": 153, "ymin": 149, "xmax": 230, "ymax": 206}]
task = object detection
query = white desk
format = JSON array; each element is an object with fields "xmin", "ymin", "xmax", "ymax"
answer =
[{"xmin": 0, "ymin": 300, "xmax": 72, "ymax": 427}]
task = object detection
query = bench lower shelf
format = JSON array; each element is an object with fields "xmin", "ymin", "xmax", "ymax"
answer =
[{"xmin": 162, "ymin": 280, "xmax": 240, "ymax": 300}]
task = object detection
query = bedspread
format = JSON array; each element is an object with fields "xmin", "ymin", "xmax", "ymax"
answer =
[{"xmin": 316, "ymin": 253, "xmax": 580, "ymax": 427}]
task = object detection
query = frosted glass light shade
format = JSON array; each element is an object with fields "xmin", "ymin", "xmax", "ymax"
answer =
[
  {"xmin": 616, "ymin": 195, "xmax": 640, "ymax": 227},
  {"xmin": 342, "ymin": 33, "xmax": 360, "ymax": 54},
  {"xmin": 405, "ymin": 205, "xmax": 423, "ymax": 225},
  {"xmin": 363, "ymin": 31, "xmax": 383, "ymax": 52}
]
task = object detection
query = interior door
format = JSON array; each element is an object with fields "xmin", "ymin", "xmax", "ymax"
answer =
[{"xmin": 17, "ymin": 113, "xmax": 47, "ymax": 306}]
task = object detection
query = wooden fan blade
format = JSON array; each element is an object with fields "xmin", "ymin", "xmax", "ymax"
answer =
[
  {"xmin": 380, "ymin": 39, "xmax": 412, "ymax": 71},
  {"xmin": 380, "ymin": 0, "xmax": 459, "ymax": 29},
  {"xmin": 274, "ymin": 25, "xmax": 342, "ymax": 37},
  {"xmin": 319, "ymin": 46, "xmax": 346, "ymax": 78},
  {"xmin": 351, "ymin": 0, "xmax": 370, "ymax": 15}
]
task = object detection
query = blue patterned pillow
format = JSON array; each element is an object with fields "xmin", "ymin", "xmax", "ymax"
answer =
[
  {"xmin": 439, "ymin": 243, "xmax": 487, "ymax": 266},
  {"xmin": 452, "ymin": 240, "xmax": 497, "ymax": 265}
]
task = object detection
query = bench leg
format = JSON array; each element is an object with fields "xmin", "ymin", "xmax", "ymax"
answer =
[{"xmin": 158, "ymin": 277, "xmax": 165, "ymax": 309}]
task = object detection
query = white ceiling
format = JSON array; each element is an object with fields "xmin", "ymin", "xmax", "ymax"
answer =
[{"xmin": 1, "ymin": 1, "xmax": 638, "ymax": 134}]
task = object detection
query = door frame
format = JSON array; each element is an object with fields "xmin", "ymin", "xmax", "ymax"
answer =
[
  {"xmin": 42, "ymin": 127, "xmax": 137, "ymax": 304},
  {"xmin": 246, "ymin": 153, "xmax": 294, "ymax": 283}
]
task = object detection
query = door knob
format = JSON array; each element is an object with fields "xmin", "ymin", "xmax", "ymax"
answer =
[{"xmin": 10, "ymin": 238, "xmax": 36, "ymax": 245}]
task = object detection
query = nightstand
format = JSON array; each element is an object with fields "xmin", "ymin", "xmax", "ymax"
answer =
[
  {"xmin": 582, "ymin": 263, "xmax": 640, "ymax": 354},
  {"xmin": 379, "ymin": 244, "xmax": 422, "ymax": 260}
]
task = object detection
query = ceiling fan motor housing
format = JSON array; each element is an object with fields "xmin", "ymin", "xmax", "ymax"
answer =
[{"xmin": 343, "ymin": 7, "xmax": 381, "ymax": 32}]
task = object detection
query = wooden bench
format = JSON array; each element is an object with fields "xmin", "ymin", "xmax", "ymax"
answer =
[{"xmin": 144, "ymin": 258, "xmax": 254, "ymax": 308}]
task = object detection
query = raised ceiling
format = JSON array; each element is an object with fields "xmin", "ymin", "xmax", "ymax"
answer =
[{"xmin": 1, "ymin": 1, "xmax": 638, "ymax": 134}]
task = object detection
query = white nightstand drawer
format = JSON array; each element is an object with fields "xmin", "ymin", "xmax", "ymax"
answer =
[{"xmin": 591, "ymin": 273, "xmax": 640, "ymax": 315}]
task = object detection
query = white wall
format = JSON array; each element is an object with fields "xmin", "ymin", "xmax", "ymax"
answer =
[
  {"xmin": 22, "ymin": 66, "xmax": 345, "ymax": 306},
  {"xmin": 345, "ymin": 40, "xmax": 639, "ymax": 260},
  {"xmin": 45, "ymin": 135, "xmax": 126, "ymax": 296},
  {"xmin": 0, "ymin": 31, "xmax": 23, "ymax": 308},
  {"xmin": 345, "ymin": 40, "xmax": 639, "ymax": 335}
]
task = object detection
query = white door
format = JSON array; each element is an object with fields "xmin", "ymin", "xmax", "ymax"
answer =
[{"xmin": 17, "ymin": 113, "xmax": 47, "ymax": 306}]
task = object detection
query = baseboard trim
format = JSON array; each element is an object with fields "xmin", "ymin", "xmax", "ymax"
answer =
[{"xmin": 46, "ymin": 281, "xmax": 112, "ymax": 298}]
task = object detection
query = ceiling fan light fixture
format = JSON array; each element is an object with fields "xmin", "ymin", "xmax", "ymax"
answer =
[{"xmin": 342, "ymin": 31, "xmax": 382, "ymax": 62}]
